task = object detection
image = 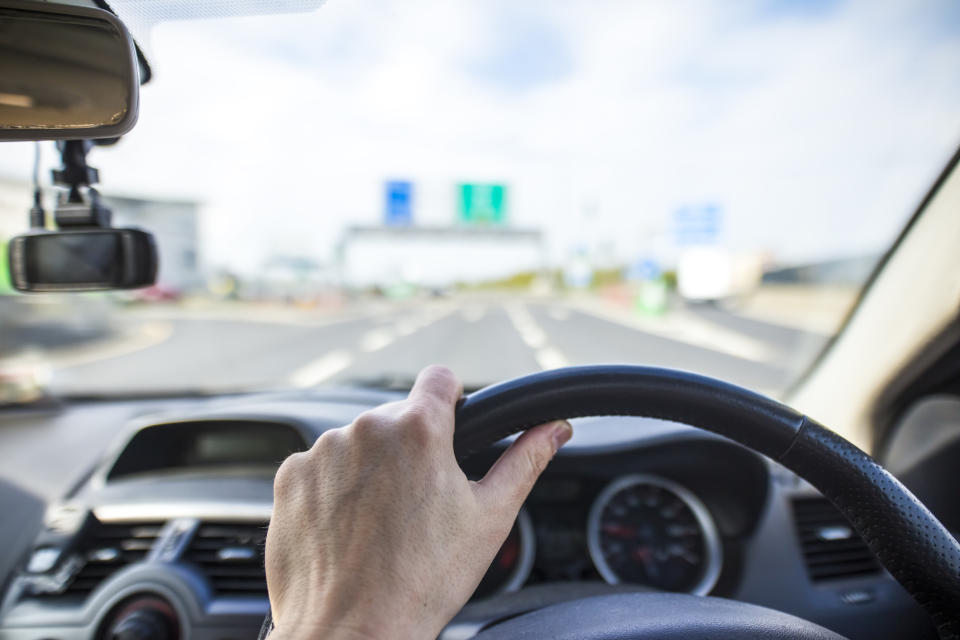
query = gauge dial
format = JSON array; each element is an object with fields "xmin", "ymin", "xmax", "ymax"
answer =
[
  {"xmin": 471, "ymin": 508, "xmax": 535, "ymax": 600},
  {"xmin": 587, "ymin": 475, "xmax": 721, "ymax": 595}
]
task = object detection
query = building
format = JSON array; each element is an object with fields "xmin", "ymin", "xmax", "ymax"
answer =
[
  {"xmin": 101, "ymin": 194, "xmax": 201, "ymax": 293},
  {"xmin": 0, "ymin": 177, "xmax": 34, "ymax": 243}
]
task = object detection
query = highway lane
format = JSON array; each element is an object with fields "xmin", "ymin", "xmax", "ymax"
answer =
[
  {"xmin": 526, "ymin": 302, "xmax": 793, "ymax": 393},
  {"xmin": 42, "ymin": 299, "xmax": 804, "ymax": 398},
  {"xmin": 0, "ymin": 298, "xmax": 813, "ymax": 507},
  {"xmin": 327, "ymin": 304, "xmax": 541, "ymax": 390},
  {"xmin": 48, "ymin": 310, "xmax": 392, "ymax": 393}
]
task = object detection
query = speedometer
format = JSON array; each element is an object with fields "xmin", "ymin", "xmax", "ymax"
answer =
[{"xmin": 587, "ymin": 475, "xmax": 721, "ymax": 595}]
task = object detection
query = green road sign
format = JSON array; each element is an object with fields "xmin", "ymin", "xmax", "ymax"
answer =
[
  {"xmin": 457, "ymin": 183, "xmax": 507, "ymax": 225},
  {"xmin": 0, "ymin": 241, "xmax": 11, "ymax": 293}
]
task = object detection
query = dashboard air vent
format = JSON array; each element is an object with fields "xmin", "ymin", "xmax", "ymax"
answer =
[
  {"xmin": 185, "ymin": 522, "xmax": 268, "ymax": 596},
  {"xmin": 792, "ymin": 497, "xmax": 880, "ymax": 581},
  {"xmin": 64, "ymin": 520, "xmax": 164, "ymax": 596}
]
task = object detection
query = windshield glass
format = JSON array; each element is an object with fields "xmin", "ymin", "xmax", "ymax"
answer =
[{"xmin": 2, "ymin": 0, "xmax": 959, "ymax": 401}]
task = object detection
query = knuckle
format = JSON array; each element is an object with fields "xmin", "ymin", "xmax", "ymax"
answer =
[
  {"xmin": 400, "ymin": 403, "xmax": 438, "ymax": 443},
  {"xmin": 310, "ymin": 426, "xmax": 344, "ymax": 454},
  {"xmin": 424, "ymin": 364, "xmax": 456, "ymax": 386},
  {"xmin": 401, "ymin": 402, "xmax": 432, "ymax": 428},
  {"xmin": 351, "ymin": 411, "xmax": 388, "ymax": 438},
  {"xmin": 273, "ymin": 452, "xmax": 306, "ymax": 499},
  {"xmin": 427, "ymin": 365, "xmax": 461, "ymax": 399}
]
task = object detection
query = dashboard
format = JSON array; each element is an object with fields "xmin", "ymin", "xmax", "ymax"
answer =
[{"xmin": 0, "ymin": 389, "xmax": 939, "ymax": 640}]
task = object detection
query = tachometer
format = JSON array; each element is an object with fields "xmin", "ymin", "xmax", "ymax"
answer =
[
  {"xmin": 471, "ymin": 508, "xmax": 535, "ymax": 600},
  {"xmin": 587, "ymin": 475, "xmax": 721, "ymax": 595}
]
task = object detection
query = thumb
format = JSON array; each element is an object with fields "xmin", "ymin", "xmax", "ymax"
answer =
[{"xmin": 474, "ymin": 420, "xmax": 573, "ymax": 513}]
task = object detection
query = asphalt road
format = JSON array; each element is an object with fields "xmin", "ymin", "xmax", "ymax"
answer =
[
  {"xmin": 41, "ymin": 299, "xmax": 825, "ymax": 398},
  {"xmin": 0, "ymin": 297, "xmax": 827, "ymax": 511}
]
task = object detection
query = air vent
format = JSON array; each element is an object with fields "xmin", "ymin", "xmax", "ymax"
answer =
[
  {"xmin": 64, "ymin": 520, "xmax": 164, "ymax": 596},
  {"xmin": 792, "ymin": 497, "xmax": 881, "ymax": 581},
  {"xmin": 185, "ymin": 522, "xmax": 268, "ymax": 596}
]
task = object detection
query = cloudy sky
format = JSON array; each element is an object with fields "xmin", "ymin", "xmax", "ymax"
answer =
[{"xmin": 3, "ymin": 0, "xmax": 960, "ymax": 275}]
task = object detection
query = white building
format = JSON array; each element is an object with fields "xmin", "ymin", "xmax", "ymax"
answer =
[
  {"xmin": 338, "ymin": 225, "xmax": 545, "ymax": 289},
  {"xmin": 104, "ymin": 193, "xmax": 202, "ymax": 293}
]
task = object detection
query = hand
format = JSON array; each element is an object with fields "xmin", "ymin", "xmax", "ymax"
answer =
[{"xmin": 264, "ymin": 365, "xmax": 573, "ymax": 640}]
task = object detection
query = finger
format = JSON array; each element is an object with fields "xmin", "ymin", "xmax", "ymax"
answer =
[
  {"xmin": 474, "ymin": 420, "xmax": 572, "ymax": 513},
  {"xmin": 406, "ymin": 365, "xmax": 463, "ymax": 425}
]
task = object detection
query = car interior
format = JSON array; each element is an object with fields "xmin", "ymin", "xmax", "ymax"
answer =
[{"xmin": 1, "ymin": 1, "xmax": 960, "ymax": 639}]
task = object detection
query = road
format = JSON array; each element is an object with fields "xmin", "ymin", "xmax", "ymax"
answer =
[
  {"xmin": 0, "ymin": 295, "xmax": 827, "ymax": 513},
  {"xmin": 40, "ymin": 298, "xmax": 826, "ymax": 398}
]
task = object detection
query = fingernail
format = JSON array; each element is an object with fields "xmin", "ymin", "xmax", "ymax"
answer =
[{"xmin": 551, "ymin": 420, "xmax": 573, "ymax": 452}]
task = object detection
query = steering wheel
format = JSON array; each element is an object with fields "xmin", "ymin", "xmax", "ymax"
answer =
[{"xmin": 451, "ymin": 366, "xmax": 960, "ymax": 640}]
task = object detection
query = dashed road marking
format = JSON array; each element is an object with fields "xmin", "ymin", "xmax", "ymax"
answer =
[
  {"xmin": 287, "ymin": 350, "xmax": 353, "ymax": 387},
  {"xmin": 570, "ymin": 301, "xmax": 775, "ymax": 363},
  {"xmin": 535, "ymin": 346, "xmax": 569, "ymax": 370},
  {"xmin": 506, "ymin": 303, "xmax": 569, "ymax": 371},
  {"xmin": 360, "ymin": 328, "xmax": 395, "ymax": 352}
]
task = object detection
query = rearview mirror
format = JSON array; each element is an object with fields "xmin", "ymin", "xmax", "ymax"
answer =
[
  {"xmin": 7, "ymin": 229, "xmax": 158, "ymax": 292},
  {"xmin": 0, "ymin": 0, "xmax": 139, "ymax": 141}
]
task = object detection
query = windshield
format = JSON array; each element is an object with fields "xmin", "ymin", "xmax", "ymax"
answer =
[{"xmin": 1, "ymin": 0, "xmax": 959, "ymax": 401}]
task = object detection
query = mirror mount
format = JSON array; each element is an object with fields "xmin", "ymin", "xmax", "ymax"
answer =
[
  {"xmin": 50, "ymin": 140, "xmax": 112, "ymax": 229},
  {"xmin": 53, "ymin": 141, "xmax": 100, "ymax": 204},
  {"xmin": 7, "ymin": 141, "xmax": 158, "ymax": 293}
]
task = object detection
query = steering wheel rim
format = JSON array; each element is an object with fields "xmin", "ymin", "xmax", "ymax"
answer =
[{"xmin": 453, "ymin": 365, "xmax": 960, "ymax": 640}]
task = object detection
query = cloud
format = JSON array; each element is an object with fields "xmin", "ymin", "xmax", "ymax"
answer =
[{"xmin": 462, "ymin": 9, "xmax": 575, "ymax": 93}]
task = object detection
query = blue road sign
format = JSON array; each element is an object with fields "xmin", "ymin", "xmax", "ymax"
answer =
[
  {"xmin": 673, "ymin": 204, "xmax": 722, "ymax": 246},
  {"xmin": 385, "ymin": 181, "xmax": 413, "ymax": 226},
  {"xmin": 627, "ymin": 258, "xmax": 661, "ymax": 282}
]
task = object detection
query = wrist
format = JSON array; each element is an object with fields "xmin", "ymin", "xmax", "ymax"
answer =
[
  {"xmin": 270, "ymin": 607, "xmax": 438, "ymax": 640},
  {"xmin": 270, "ymin": 624, "xmax": 379, "ymax": 640}
]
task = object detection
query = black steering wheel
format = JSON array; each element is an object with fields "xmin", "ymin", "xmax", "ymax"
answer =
[{"xmin": 451, "ymin": 366, "xmax": 960, "ymax": 640}]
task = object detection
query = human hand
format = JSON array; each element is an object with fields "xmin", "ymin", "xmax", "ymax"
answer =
[{"xmin": 265, "ymin": 365, "xmax": 572, "ymax": 640}]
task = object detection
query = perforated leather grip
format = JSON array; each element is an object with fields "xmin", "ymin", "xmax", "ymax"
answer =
[{"xmin": 453, "ymin": 365, "xmax": 960, "ymax": 639}]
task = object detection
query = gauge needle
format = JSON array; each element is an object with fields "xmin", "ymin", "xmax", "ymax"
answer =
[
  {"xmin": 632, "ymin": 547, "xmax": 659, "ymax": 577},
  {"xmin": 602, "ymin": 524, "xmax": 637, "ymax": 538}
]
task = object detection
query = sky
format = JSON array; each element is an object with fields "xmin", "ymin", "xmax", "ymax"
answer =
[{"xmin": 2, "ymin": 0, "xmax": 959, "ymax": 277}]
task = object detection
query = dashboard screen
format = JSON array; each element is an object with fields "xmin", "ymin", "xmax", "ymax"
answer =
[
  {"xmin": 107, "ymin": 420, "xmax": 309, "ymax": 480},
  {"xmin": 190, "ymin": 430, "xmax": 293, "ymax": 465}
]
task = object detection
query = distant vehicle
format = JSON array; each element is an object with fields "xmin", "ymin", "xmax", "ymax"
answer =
[
  {"xmin": 676, "ymin": 248, "xmax": 764, "ymax": 303},
  {"xmin": 133, "ymin": 284, "xmax": 182, "ymax": 302}
]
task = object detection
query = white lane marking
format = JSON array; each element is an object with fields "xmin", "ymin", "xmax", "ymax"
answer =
[
  {"xmin": 521, "ymin": 326, "xmax": 546, "ymax": 349},
  {"xmin": 548, "ymin": 307, "xmax": 570, "ymax": 321},
  {"xmin": 506, "ymin": 304, "xmax": 542, "ymax": 348},
  {"xmin": 393, "ymin": 306, "xmax": 456, "ymax": 337},
  {"xmin": 394, "ymin": 316, "xmax": 420, "ymax": 336},
  {"xmin": 569, "ymin": 301, "xmax": 775, "ymax": 363},
  {"xmin": 536, "ymin": 346, "xmax": 569, "ymax": 370},
  {"xmin": 461, "ymin": 305, "xmax": 486, "ymax": 322},
  {"xmin": 43, "ymin": 321, "xmax": 174, "ymax": 369},
  {"xmin": 287, "ymin": 305, "xmax": 456, "ymax": 386},
  {"xmin": 360, "ymin": 328, "xmax": 395, "ymax": 352},
  {"xmin": 506, "ymin": 303, "xmax": 570, "ymax": 371},
  {"xmin": 287, "ymin": 350, "xmax": 353, "ymax": 387}
]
